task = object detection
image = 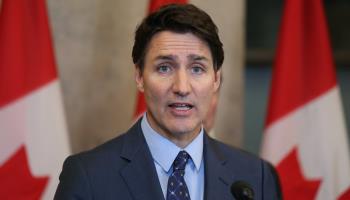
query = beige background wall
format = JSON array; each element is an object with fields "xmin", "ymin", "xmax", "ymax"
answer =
[
  {"xmin": 47, "ymin": 0, "xmax": 245, "ymax": 153},
  {"xmin": 192, "ymin": 0, "xmax": 245, "ymax": 147}
]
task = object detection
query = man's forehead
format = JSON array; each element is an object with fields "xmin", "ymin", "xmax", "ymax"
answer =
[
  {"xmin": 152, "ymin": 39, "xmax": 204, "ymax": 50},
  {"xmin": 146, "ymin": 31, "xmax": 211, "ymax": 59},
  {"xmin": 150, "ymin": 31, "xmax": 207, "ymax": 46}
]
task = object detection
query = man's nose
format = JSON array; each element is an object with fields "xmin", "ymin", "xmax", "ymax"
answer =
[{"xmin": 172, "ymin": 69, "xmax": 191, "ymax": 97}]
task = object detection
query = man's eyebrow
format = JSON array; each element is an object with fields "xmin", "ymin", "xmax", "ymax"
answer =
[
  {"xmin": 154, "ymin": 55, "xmax": 177, "ymax": 61},
  {"xmin": 188, "ymin": 54, "xmax": 209, "ymax": 62},
  {"xmin": 153, "ymin": 54, "xmax": 209, "ymax": 62}
]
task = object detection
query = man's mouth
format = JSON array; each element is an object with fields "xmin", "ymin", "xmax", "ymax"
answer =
[{"xmin": 168, "ymin": 103, "xmax": 194, "ymax": 111}]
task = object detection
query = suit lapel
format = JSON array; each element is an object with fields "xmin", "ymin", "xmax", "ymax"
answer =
[
  {"xmin": 119, "ymin": 120, "xmax": 165, "ymax": 200},
  {"xmin": 117, "ymin": 122, "xmax": 237, "ymax": 200},
  {"xmin": 203, "ymin": 134, "xmax": 235, "ymax": 200}
]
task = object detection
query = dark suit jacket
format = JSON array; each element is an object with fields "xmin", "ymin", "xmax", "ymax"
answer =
[{"xmin": 55, "ymin": 119, "xmax": 281, "ymax": 200}]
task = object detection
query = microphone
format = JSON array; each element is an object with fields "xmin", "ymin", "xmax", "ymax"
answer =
[{"xmin": 230, "ymin": 181, "xmax": 254, "ymax": 200}]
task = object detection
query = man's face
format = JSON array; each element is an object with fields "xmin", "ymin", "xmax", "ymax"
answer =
[{"xmin": 135, "ymin": 31, "xmax": 221, "ymax": 144}]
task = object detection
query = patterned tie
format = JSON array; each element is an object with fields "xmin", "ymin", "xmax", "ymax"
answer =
[{"xmin": 166, "ymin": 151, "xmax": 191, "ymax": 200}]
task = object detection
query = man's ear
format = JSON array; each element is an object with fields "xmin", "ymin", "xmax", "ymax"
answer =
[
  {"xmin": 214, "ymin": 69, "xmax": 222, "ymax": 92},
  {"xmin": 135, "ymin": 66, "xmax": 144, "ymax": 92}
]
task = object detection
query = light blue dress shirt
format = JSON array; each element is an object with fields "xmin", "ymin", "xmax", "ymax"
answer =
[{"xmin": 141, "ymin": 113, "xmax": 204, "ymax": 200}]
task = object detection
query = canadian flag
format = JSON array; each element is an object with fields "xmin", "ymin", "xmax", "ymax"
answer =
[
  {"xmin": 133, "ymin": 0, "xmax": 187, "ymax": 120},
  {"xmin": 0, "ymin": 0, "xmax": 70, "ymax": 199},
  {"xmin": 261, "ymin": 0, "xmax": 350, "ymax": 199}
]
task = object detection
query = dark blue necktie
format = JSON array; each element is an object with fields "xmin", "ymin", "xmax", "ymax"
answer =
[{"xmin": 166, "ymin": 151, "xmax": 191, "ymax": 200}]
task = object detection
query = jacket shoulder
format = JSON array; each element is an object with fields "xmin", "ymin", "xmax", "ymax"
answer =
[
  {"xmin": 72, "ymin": 133, "xmax": 127, "ymax": 165},
  {"xmin": 55, "ymin": 126, "xmax": 139, "ymax": 200},
  {"xmin": 206, "ymin": 137, "xmax": 282, "ymax": 199},
  {"xmin": 207, "ymin": 136, "xmax": 264, "ymax": 166}
]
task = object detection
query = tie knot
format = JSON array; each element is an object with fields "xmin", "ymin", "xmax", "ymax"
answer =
[{"xmin": 173, "ymin": 151, "xmax": 190, "ymax": 171}]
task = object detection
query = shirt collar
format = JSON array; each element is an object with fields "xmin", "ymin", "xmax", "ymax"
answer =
[{"xmin": 141, "ymin": 113, "xmax": 203, "ymax": 173}]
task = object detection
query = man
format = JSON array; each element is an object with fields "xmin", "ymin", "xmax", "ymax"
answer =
[{"xmin": 55, "ymin": 4, "xmax": 280, "ymax": 200}]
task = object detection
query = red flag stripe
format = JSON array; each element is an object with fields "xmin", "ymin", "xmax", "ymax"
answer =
[
  {"xmin": 148, "ymin": 0, "xmax": 187, "ymax": 13},
  {"xmin": 265, "ymin": 0, "xmax": 336, "ymax": 127},
  {"xmin": 134, "ymin": 92, "xmax": 147, "ymax": 119},
  {"xmin": 0, "ymin": 0, "xmax": 57, "ymax": 108}
]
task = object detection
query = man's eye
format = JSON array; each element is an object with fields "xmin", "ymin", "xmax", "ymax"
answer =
[
  {"xmin": 157, "ymin": 65, "xmax": 171, "ymax": 73},
  {"xmin": 191, "ymin": 66, "xmax": 205, "ymax": 74}
]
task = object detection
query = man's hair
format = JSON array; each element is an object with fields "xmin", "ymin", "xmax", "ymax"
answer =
[{"xmin": 132, "ymin": 4, "xmax": 224, "ymax": 72}]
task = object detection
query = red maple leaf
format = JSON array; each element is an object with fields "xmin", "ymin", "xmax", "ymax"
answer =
[
  {"xmin": 0, "ymin": 146, "xmax": 49, "ymax": 200},
  {"xmin": 338, "ymin": 187, "xmax": 350, "ymax": 200},
  {"xmin": 277, "ymin": 148, "xmax": 322, "ymax": 200}
]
